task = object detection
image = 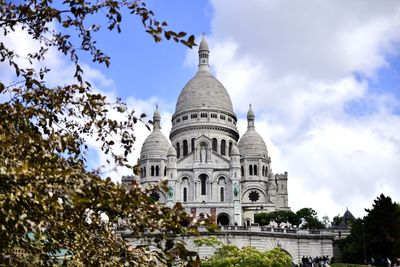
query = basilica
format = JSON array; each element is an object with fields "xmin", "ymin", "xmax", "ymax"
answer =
[{"xmin": 123, "ymin": 37, "xmax": 289, "ymax": 226}]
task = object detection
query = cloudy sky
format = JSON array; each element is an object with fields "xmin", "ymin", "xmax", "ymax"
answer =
[{"xmin": 1, "ymin": 0, "xmax": 400, "ymax": 221}]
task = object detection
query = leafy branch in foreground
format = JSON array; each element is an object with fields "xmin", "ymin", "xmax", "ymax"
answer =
[{"xmin": 0, "ymin": 0, "xmax": 201, "ymax": 266}]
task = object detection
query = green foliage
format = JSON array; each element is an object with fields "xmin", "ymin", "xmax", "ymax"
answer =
[
  {"xmin": 339, "ymin": 218, "xmax": 364, "ymax": 263},
  {"xmin": 255, "ymin": 210, "xmax": 300, "ymax": 226},
  {"xmin": 296, "ymin": 208, "xmax": 326, "ymax": 229},
  {"xmin": 332, "ymin": 214, "xmax": 343, "ymax": 227},
  {"xmin": 254, "ymin": 208, "xmax": 325, "ymax": 229},
  {"xmin": 0, "ymin": 0, "xmax": 202, "ymax": 266},
  {"xmin": 194, "ymin": 237, "xmax": 224, "ymax": 249},
  {"xmin": 201, "ymin": 246, "xmax": 292, "ymax": 267},
  {"xmin": 364, "ymin": 194, "xmax": 400, "ymax": 259},
  {"xmin": 340, "ymin": 194, "xmax": 400, "ymax": 263}
]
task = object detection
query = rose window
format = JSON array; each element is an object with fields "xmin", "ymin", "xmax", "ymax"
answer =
[{"xmin": 248, "ymin": 191, "xmax": 260, "ymax": 202}]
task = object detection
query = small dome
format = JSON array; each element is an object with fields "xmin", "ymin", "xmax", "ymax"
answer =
[
  {"xmin": 167, "ymin": 145, "xmax": 177, "ymax": 157},
  {"xmin": 140, "ymin": 108, "xmax": 170, "ymax": 159},
  {"xmin": 140, "ymin": 129, "xmax": 170, "ymax": 159},
  {"xmin": 230, "ymin": 144, "xmax": 240, "ymax": 156},
  {"xmin": 238, "ymin": 128, "xmax": 268, "ymax": 157},
  {"xmin": 238, "ymin": 105, "xmax": 268, "ymax": 157},
  {"xmin": 238, "ymin": 129, "xmax": 268, "ymax": 157},
  {"xmin": 175, "ymin": 70, "xmax": 234, "ymax": 114}
]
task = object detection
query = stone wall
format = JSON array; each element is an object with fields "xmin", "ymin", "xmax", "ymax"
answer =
[{"xmin": 123, "ymin": 226, "xmax": 334, "ymax": 264}]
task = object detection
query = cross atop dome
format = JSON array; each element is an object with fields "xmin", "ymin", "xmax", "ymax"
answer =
[{"xmin": 198, "ymin": 36, "xmax": 210, "ymax": 71}]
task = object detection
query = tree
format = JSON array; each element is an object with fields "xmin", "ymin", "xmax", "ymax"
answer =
[
  {"xmin": 331, "ymin": 214, "xmax": 342, "ymax": 227},
  {"xmin": 339, "ymin": 218, "xmax": 364, "ymax": 263},
  {"xmin": 200, "ymin": 245, "xmax": 292, "ymax": 267},
  {"xmin": 364, "ymin": 194, "xmax": 400, "ymax": 260},
  {"xmin": 340, "ymin": 194, "xmax": 400, "ymax": 263},
  {"xmin": 296, "ymin": 208, "xmax": 325, "ymax": 229},
  {"xmin": 254, "ymin": 208, "xmax": 326, "ymax": 229},
  {"xmin": 0, "ymin": 0, "xmax": 203, "ymax": 266},
  {"xmin": 322, "ymin": 215, "xmax": 330, "ymax": 229},
  {"xmin": 254, "ymin": 210, "xmax": 300, "ymax": 226}
]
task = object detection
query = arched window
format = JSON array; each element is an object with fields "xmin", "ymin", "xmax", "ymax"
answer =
[
  {"xmin": 254, "ymin": 165, "xmax": 258, "ymax": 176},
  {"xmin": 151, "ymin": 166, "xmax": 155, "ymax": 176},
  {"xmin": 249, "ymin": 165, "xmax": 253, "ymax": 176},
  {"xmin": 212, "ymin": 138, "xmax": 218, "ymax": 152},
  {"xmin": 262, "ymin": 166, "xmax": 265, "ymax": 176},
  {"xmin": 241, "ymin": 166, "xmax": 244, "ymax": 176},
  {"xmin": 229, "ymin": 141, "xmax": 232, "ymax": 156},
  {"xmin": 200, "ymin": 174, "xmax": 207, "ymax": 195},
  {"xmin": 191, "ymin": 138, "xmax": 195, "ymax": 152},
  {"xmin": 183, "ymin": 140, "xmax": 188, "ymax": 156},
  {"xmin": 143, "ymin": 167, "xmax": 146, "ymax": 177},
  {"xmin": 155, "ymin": 165, "xmax": 159, "ymax": 176},
  {"xmin": 164, "ymin": 167, "xmax": 167, "ymax": 176},
  {"xmin": 176, "ymin": 142, "xmax": 180, "ymax": 158},
  {"xmin": 221, "ymin": 139, "xmax": 226, "ymax": 156},
  {"xmin": 183, "ymin": 187, "xmax": 188, "ymax": 202},
  {"xmin": 220, "ymin": 187, "xmax": 225, "ymax": 202}
]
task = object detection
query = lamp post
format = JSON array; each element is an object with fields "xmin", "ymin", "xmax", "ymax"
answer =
[{"xmin": 362, "ymin": 222, "xmax": 366, "ymax": 264}]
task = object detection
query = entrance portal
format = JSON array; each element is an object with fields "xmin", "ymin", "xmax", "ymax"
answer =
[
  {"xmin": 246, "ymin": 219, "xmax": 251, "ymax": 227},
  {"xmin": 217, "ymin": 213, "xmax": 230, "ymax": 226}
]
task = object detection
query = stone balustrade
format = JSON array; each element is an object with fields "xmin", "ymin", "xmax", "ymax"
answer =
[{"xmin": 215, "ymin": 225, "xmax": 333, "ymax": 236}]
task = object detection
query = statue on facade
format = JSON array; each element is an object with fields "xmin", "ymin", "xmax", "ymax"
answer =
[
  {"xmin": 167, "ymin": 185, "xmax": 174, "ymax": 199},
  {"xmin": 233, "ymin": 182, "xmax": 239, "ymax": 198}
]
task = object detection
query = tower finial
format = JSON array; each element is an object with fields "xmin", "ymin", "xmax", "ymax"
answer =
[
  {"xmin": 247, "ymin": 104, "xmax": 255, "ymax": 129},
  {"xmin": 198, "ymin": 35, "xmax": 210, "ymax": 71},
  {"xmin": 153, "ymin": 106, "xmax": 161, "ymax": 130}
]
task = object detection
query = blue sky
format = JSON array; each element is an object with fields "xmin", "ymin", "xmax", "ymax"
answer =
[
  {"xmin": 1, "ymin": 0, "xmax": 400, "ymax": 220},
  {"xmin": 82, "ymin": 0, "xmax": 213, "ymax": 103}
]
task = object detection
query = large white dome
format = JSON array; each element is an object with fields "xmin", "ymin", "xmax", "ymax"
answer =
[
  {"xmin": 175, "ymin": 70, "xmax": 234, "ymax": 114},
  {"xmin": 170, "ymin": 36, "xmax": 239, "ymax": 142}
]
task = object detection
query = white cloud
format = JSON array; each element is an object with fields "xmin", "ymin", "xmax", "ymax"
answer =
[
  {"xmin": 206, "ymin": 0, "xmax": 400, "ymax": 219},
  {"xmin": 0, "ymin": 24, "xmax": 173, "ymax": 183},
  {"xmin": 85, "ymin": 97, "xmax": 173, "ymax": 182}
]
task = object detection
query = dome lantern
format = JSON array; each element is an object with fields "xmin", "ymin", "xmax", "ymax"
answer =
[
  {"xmin": 198, "ymin": 35, "xmax": 210, "ymax": 72},
  {"xmin": 247, "ymin": 104, "xmax": 255, "ymax": 129},
  {"xmin": 153, "ymin": 105, "xmax": 161, "ymax": 130}
]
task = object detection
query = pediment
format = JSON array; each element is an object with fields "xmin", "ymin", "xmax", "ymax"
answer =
[
  {"xmin": 211, "ymin": 151, "xmax": 230, "ymax": 165},
  {"xmin": 177, "ymin": 152, "xmax": 196, "ymax": 167},
  {"xmin": 176, "ymin": 150, "xmax": 231, "ymax": 168}
]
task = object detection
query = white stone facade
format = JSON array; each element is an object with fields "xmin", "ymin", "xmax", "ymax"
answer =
[{"xmin": 128, "ymin": 37, "xmax": 290, "ymax": 226}]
